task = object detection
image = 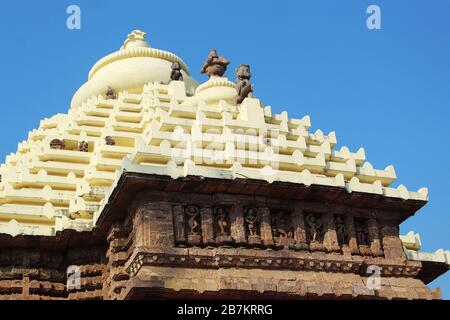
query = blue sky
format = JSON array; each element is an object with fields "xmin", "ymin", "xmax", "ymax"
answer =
[{"xmin": 0, "ymin": 0, "xmax": 449, "ymax": 298}]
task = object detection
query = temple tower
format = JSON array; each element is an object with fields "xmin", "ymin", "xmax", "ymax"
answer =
[{"xmin": 0, "ymin": 31, "xmax": 448, "ymax": 300}]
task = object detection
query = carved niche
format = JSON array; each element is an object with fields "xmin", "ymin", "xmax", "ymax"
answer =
[
  {"xmin": 50, "ymin": 139, "xmax": 65, "ymax": 150},
  {"xmin": 305, "ymin": 213, "xmax": 326, "ymax": 251},
  {"xmin": 335, "ymin": 216, "xmax": 348, "ymax": 246},
  {"xmin": 367, "ymin": 217, "xmax": 384, "ymax": 257},
  {"xmin": 244, "ymin": 207, "xmax": 262, "ymax": 246},
  {"xmin": 335, "ymin": 215, "xmax": 350, "ymax": 255},
  {"xmin": 355, "ymin": 219, "xmax": 371, "ymax": 256},
  {"xmin": 271, "ymin": 211, "xmax": 295, "ymax": 248},
  {"xmin": 214, "ymin": 206, "xmax": 232, "ymax": 245},
  {"xmin": 185, "ymin": 205, "xmax": 202, "ymax": 246},
  {"xmin": 79, "ymin": 141, "xmax": 89, "ymax": 152}
]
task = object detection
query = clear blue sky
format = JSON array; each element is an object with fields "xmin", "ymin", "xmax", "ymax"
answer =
[{"xmin": 0, "ymin": 0, "xmax": 449, "ymax": 298}]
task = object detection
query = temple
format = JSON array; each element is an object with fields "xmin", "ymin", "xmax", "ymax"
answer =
[{"xmin": 0, "ymin": 30, "xmax": 448, "ymax": 300}]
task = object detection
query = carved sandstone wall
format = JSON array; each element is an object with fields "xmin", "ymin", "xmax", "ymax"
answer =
[{"xmin": 0, "ymin": 187, "xmax": 441, "ymax": 300}]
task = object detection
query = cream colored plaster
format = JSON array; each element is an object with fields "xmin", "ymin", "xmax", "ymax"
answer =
[{"xmin": 0, "ymin": 30, "xmax": 429, "ymax": 237}]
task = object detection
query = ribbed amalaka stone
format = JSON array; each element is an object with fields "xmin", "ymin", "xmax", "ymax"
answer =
[
  {"xmin": 322, "ymin": 211, "xmax": 340, "ymax": 253},
  {"xmin": 230, "ymin": 203, "xmax": 246, "ymax": 245},
  {"xmin": 380, "ymin": 222, "xmax": 406, "ymax": 260},
  {"xmin": 201, "ymin": 207, "xmax": 215, "ymax": 246},
  {"xmin": 259, "ymin": 207, "xmax": 274, "ymax": 247}
]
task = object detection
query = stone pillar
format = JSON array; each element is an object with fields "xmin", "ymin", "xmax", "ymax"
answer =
[
  {"xmin": 201, "ymin": 207, "xmax": 215, "ymax": 247},
  {"xmin": 230, "ymin": 203, "xmax": 246, "ymax": 246},
  {"xmin": 367, "ymin": 217, "xmax": 383, "ymax": 257},
  {"xmin": 133, "ymin": 202, "xmax": 175, "ymax": 249},
  {"xmin": 173, "ymin": 205, "xmax": 186, "ymax": 246},
  {"xmin": 345, "ymin": 211, "xmax": 359, "ymax": 255},
  {"xmin": 323, "ymin": 211, "xmax": 340, "ymax": 253},
  {"xmin": 291, "ymin": 205, "xmax": 308, "ymax": 250},
  {"xmin": 380, "ymin": 221, "xmax": 405, "ymax": 260},
  {"xmin": 259, "ymin": 207, "xmax": 274, "ymax": 247}
]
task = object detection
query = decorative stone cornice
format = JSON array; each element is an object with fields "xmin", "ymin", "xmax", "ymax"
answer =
[{"xmin": 125, "ymin": 248, "xmax": 421, "ymax": 278}]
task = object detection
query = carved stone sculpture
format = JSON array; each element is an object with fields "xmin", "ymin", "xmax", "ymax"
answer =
[
  {"xmin": 355, "ymin": 220, "xmax": 371, "ymax": 256},
  {"xmin": 185, "ymin": 205, "xmax": 201, "ymax": 246},
  {"xmin": 79, "ymin": 141, "xmax": 89, "ymax": 152},
  {"xmin": 106, "ymin": 86, "xmax": 117, "ymax": 100},
  {"xmin": 216, "ymin": 207, "xmax": 228, "ymax": 235},
  {"xmin": 245, "ymin": 208, "xmax": 261, "ymax": 245},
  {"xmin": 306, "ymin": 214, "xmax": 322, "ymax": 242},
  {"xmin": 215, "ymin": 207, "xmax": 232, "ymax": 245},
  {"xmin": 355, "ymin": 221, "xmax": 367, "ymax": 245},
  {"xmin": 272, "ymin": 212, "xmax": 294, "ymax": 248},
  {"xmin": 200, "ymin": 49, "xmax": 230, "ymax": 78},
  {"xmin": 306, "ymin": 214, "xmax": 326, "ymax": 251},
  {"xmin": 335, "ymin": 216, "xmax": 347, "ymax": 246},
  {"xmin": 105, "ymin": 136, "xmax": 116, "ymax": 146},
  {"xmin": 170, "ymin": 62, "xmax": 184, "ymax": 82},
  {"xmin": 272, "ymin": 213, "xmax": 293, "ymax": 239},
  {"xmin": 235, "ymin": 64, "xmax": 254, "ymax": 105},
  {"xmin": 50, "ymin": 139, "xmax": 65, "ymax": 150},
  {"xmin": 186, "ymin": 205, "xmax": 200, "ymax": 234}
]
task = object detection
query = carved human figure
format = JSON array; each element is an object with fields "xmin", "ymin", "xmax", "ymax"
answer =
[
  {"xmin": 50, "ymin": 139, "xmax": 65, "ymax": 150},
  {"xmin": 105, "ymin": 136, "xmax": 116, "ymax": 146},
  {"xmin": 200, "ymin": 49, "xmax": 230, "ymax": 78},
  {"xmin": 306, "ymin": 214, "xmax": 322, "ymax": 242},
  {"xmin": 245, "ymin": 208, "xmax": 260, "ymax": 236},
  {"xmin": 235, "ymin": 64, "xmax": 254, "ymax": 105},
  {"xmin": 335, "ymin": 216, "xmax": 347, "ymax": 245},
  {"xmin": 215, "ymin": 207, "xmax": 228, "ymax": 236},
  {"xmin": 355, "ymin": 221, "xmax": 368, "ymax": 245},
  {"xmin": 170, "ymin": 62, "xmax": 184, "ymax": 81},
  {"xmin": 185, "ymin": 205, "xmax": 200, "ymax": 235},
  {"xmin": 79, "ymin": 141, "xmax": 88, "ymax": 152},
  {"xmin": 272, "ymin": 214, "xmax": 293, "ymax": 239},
  {"xmin": 106, "ymin": 86, "xmax": 117, "ymax": 100}
]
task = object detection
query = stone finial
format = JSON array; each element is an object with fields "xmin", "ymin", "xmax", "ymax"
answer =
[
  {"xmin": 235, "ymin": 64, "xmax": 254, "ymax": 105},
  {"xmin": 50, "ymin": 139, "xmax": 65, "ymax": 150},
  {"xmin": 200, "ymin": 49, "xmax": 230, "ymax": 78},
  {"xmin": 106, "ymin": 86, "xmax": 117, "ymax": 100},
  {"xmin": 121, "ymin": 30, "xmax": 150, "ymax": 50},
  {"xmin": 170, "ymin": 62, "xmax": 184, "ymax": 82}
]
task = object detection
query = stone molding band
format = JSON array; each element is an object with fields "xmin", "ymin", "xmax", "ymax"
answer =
[{"xmin": 88, "ymin": 47, "xmax": 190, "ymax": 79}]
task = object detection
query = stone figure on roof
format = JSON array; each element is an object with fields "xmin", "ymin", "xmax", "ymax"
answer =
[
  {"xmin": 200, "ymin": 49, "xmax": 230, "ymax": 78},
  {"xmin": 106, "ymin": 86, "xmax": 117, "ymax": 100},
  {"xmin": 170, "ymin": 62, "xmax": 184, "ymax": 82},
  {"xmin": 235, "ymin": 64, "xmax": 254, "ymax": 105}
]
